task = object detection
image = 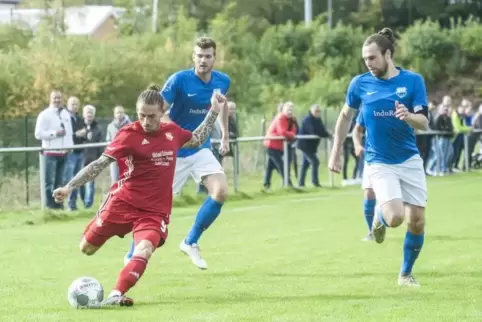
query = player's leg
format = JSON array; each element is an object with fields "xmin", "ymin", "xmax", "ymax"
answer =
[
  {"xmin": 181, "ymin": 149, "xmax": 226, "ymax": 270},
  {"xmin": 362, "ymin": 188, "xmax": 376, "ymax": 241},
  {"xmin": 124, "ymin": 156, "xmax": 190, "ymax": 265},
  {"xmin": 368, "ymin": 163, "xmax": 405, "ymax": 244},
  {"xmin": 398, "ymin": 156, "xmax": 427, "ymax": 287},
  {"xmin": 104, "ymin": 217, "xmax": 167, "ymax": 307},
  {"xmin": 361, "ymin": 162, "xmax": 375, "ymax": 241}
]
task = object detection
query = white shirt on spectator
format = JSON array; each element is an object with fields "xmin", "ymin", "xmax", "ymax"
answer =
[{"xmin": 34, "ymin": 106, "xmax": 73, "ymax": 154}]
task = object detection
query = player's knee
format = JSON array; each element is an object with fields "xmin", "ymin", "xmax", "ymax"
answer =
[
  {"xmin": 79, "ymin": 238, "xmax": 98, "ymax": 256},
  {"xmin": 407, "ymin": 206, "xmax": 425, "ymax": 234},
  {"xmin": 382, "ymin": 200, "xmax": 405, "ymax": 227},
  {"xmin": 205, "ymin": 174, "xmax": 229, "ymax": 203},
  {"xmin": 365, "ymin": 188, "xmax": 375, "ymax": 200},
  {"xmin": 133, "ymin": 240, "xmax": 155, "ymax": 260}
]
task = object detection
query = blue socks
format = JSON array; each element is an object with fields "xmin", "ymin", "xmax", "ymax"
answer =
[
  {"xmin": 363, "ymin": 199, "xmax": 376, "ymax": 231},
  {"xmin": 401, "ymin": 231, "xmax": 425, "ymax": 275},
  {"xmin": 185, "ymin": 196, "xmax": 223, "ymax": 245},
  {"xmin": 126, "ymin": 240, "xmax": 135, "ymax": 259}
]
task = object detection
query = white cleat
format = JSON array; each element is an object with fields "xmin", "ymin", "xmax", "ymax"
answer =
[
  {"xmin": 180, "ymin": 241, "xmax": 208, "ymax": 270},
  {"xmin": 362, "ymin": 233, "xmax": 374, "ymax": 242},
  {"xmin": 371, "ymin": 213, "xmax": 386, "ymax": 244},
  {"xmin": 398, "ymin": 274, "xmax": 420, "ymax": 288},
  {"xmin": 101, "ymin": 291, "xmax": 134, "ymax": 307}
]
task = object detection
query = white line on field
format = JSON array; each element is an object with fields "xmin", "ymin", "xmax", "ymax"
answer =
[{"xmin": 173, "ymin": 175, "xmax": 479, "ymax": 219}]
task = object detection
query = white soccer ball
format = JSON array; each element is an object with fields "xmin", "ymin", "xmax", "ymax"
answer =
[{"xmin": 67, "ymin": 276, "xmax": 104, "ymax": 309}]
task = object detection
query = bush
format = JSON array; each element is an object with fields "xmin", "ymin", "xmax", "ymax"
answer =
[{"xmin": 1, "ymin": 12, "xmax": 482, "ymax": 120}]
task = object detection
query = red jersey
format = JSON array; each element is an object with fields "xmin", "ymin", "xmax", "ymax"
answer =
[{"xmin": 103, "ymin": 121, "xmax": 192, "ymax": 214}]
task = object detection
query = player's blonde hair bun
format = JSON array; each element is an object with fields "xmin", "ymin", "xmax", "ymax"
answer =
[{"xmin": 147, "ymin": 84, "xmax": 161, "ymax": 92}]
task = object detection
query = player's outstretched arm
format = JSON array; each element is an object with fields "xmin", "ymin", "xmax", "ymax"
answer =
[
  {"xmin": 66, "ymin": 155, "xmax": 114, "ymax": 190},
  {"xmin": 183, "ymin": 109, "xmax": 220, "ymax": 148}
]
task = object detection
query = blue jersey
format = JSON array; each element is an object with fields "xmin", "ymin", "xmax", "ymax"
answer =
[
  {"xmin": 346, "ymin": 68, "xmax": 428, "ymax": 165},
  {"xmin": 161, "ymin": 69, "xmax": 231, "ymax": 157}
]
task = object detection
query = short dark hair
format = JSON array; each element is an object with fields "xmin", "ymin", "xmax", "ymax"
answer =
[
  {"xmin": 195, "ymin": 37, "xmax": 217, "ymax": 55},
  {"xmin": 363, "ymin": 27, "xmax": 396, "ymax": 57},
  {"xmin": 137, "ymin": 84, "xmax": 164, "ymax": 110}
]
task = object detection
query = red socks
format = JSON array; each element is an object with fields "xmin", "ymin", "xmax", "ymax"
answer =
[{"xmin": 115, "ymin": 256, "xmax": 148, "ymax": 295}]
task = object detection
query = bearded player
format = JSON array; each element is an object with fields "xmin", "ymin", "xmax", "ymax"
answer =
[
  {"xmin": 53, "ymin": 85, "xmax": 226, "ymax": 307},
  {"xmin": 124, "ymin": 37, "xmax": 231, "ymax": 270},
  {"xmin": 329, "ymin": 28, "xmax": 429, "ymax": 287}
]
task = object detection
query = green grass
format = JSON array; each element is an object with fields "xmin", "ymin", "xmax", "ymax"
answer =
[{"xmin": 1, "ymin": 172, "xmax": 482, "ymax": 321}]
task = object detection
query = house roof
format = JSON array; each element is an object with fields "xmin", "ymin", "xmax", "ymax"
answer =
[
  {"xmin": 0, "ymin": 0, "xmax": 20, "ymax": 4},
  {"xmin": 0, "ymin": 6, "xmax": 125, "ymax": 35}
]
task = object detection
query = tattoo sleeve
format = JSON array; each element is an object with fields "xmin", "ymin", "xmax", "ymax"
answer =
[
  {"xmin": 184, "ymin": 109, "xmax": 220, "ymax": 148},
  {"xmin": 66, "ymin": 155, "xmax": 114, "ymax": 189}
]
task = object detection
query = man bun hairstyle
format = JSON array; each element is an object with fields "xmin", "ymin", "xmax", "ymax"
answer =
[
  {"xmin": 364, "ymin": 27, "xmax": 396, "ymax": 57},
  {"xmin": 137, "ymin": 83, "xmax": 164, "ymax": 110}
]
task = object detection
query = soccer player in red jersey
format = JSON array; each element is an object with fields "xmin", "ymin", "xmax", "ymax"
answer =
[{"xmin": 53, "ymin": 84, "xmax": 226, "ymax": 307}]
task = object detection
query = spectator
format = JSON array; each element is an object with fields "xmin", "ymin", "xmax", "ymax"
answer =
[
  {"xmin": 464, "ymin": 103, "xmax": 477, "ymax": 169},
  {"xmin": 79, "ymin": 105, "xmax": 103, "ymax": 209},
  {"xmin": 427, "ymin": 105, "xmax": 453, "ymax": 175},
  {"xmin": 450, "ymin": 101, "xmax": 472, "ymax": 172},
  {"xmin": 417, "ymin": 100, "xmax": 437, "ymax": 169},
  {"xmin": 423, "ymin": 100, "xmax": 438, "ymax": 174},
  {"xmin": 34, "ymin": 90, "xmax": 73, "ymax": 209},
  {"xmin": 297, "ymin": 104, "xmax": 330, "ymax": 187},
  {"xmin": 106, "ymin": 105, "xmax": 131, "ymax": 184},
  {"xmin": 341, "ymin": 110, "xmax": 360, "ymax": 186},
  {"xmin": 263, "ymin": 101, "xmax": 297, "ymax": 190},
  {"xmin": 64, "ymin": 96, "xmax": 87, "ymax": 211},
  {"xmin": 226, "ymin": 101, "xmax": 239, "ymax": 157},
  {"xmin": 472, "ymin": 104, "xmax": 482, "ymax": 154}
]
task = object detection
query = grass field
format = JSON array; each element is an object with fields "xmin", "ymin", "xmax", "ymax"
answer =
[{"xmin": 1, "ymin": 172, "xmax": 482, "ymax": 321}]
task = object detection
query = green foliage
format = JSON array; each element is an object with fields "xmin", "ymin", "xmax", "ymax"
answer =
[{"xmin": 1, "ymin": 8, "xmax": 482, "ymax": 119}]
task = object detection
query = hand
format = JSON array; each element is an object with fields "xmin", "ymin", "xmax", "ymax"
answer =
[
  {"xmin": 395, "ymin": 101, "xmax": 410, "ymax": 121},
  {"xmin": 75, "ymin": 128, "xmax": 87, "ymax": 137},
  {"xmin": 219, "ymin": 137, "xmax": 230, "ymax": 156},
  {"xmin": 328, "ymin": 152, "xmax": 342, "ymax": 173},
  {"xmin": 56, "ymin": 129, "xmax": 66, "ymax": 137},
  {"xmin": 52, "ymin": 186, "xmax": 73, "ymax": 204},
  {"xmin": 354, "ymin": 144, "xmax": 365, "ymax": 157},
  {"xmin": 210, "ymin": 92, "xmax": 227, "ymax": 113}
]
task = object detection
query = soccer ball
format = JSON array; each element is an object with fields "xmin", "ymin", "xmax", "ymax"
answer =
[{"xmin": 67, "ymin": 276, "xmax": 104, "ymax": 309}]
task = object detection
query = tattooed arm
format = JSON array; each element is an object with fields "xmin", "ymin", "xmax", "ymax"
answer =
[
  {"xmin": 66, "ymin": 155, "xmax": 114, "ymax": 190},
  {"xmin": 183, "ymin": 109, "xmax": 220, "ymax": 148}
]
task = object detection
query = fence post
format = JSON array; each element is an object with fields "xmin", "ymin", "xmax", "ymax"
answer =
[
  {"xmin": 464, "ymin": 134, "xmax": 470, "ymax": 172},
  {"xmin": 233, "ymin": 141, "xmax": 239, "ymax": 193},
  {"xmin": 435, "ymin": 135, "xmax": 441, "ymax": 174},
  {"xmin": 39, "ymin": 152, "xmax": 46, "ymax": 211},
  {"xmin": 327, "ymin": 138, "xmax": 334, "ymax": 187},
  {"xmin": 24, "ymin": 116, "xmax": 29, "ymax": 206},
  {"xmin": 283, "ymin": 139, "xmax": 289, "ymax": 187}
]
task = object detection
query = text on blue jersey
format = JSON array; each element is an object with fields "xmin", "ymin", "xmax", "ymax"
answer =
[
  {"xmin": 346, "ymin": 68, "xmax": 428, "ymax": 165},
  {"xmin": 161, "ymin": 69, "xmax": 231, "ymax": 158}
]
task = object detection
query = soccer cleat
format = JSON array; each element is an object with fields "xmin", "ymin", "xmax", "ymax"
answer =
[
  {"xmin": 371, "ymin": 214, "xmax": 386, "ymax": 244},
  {"xmin": 362, "ymin": 233, "xmax": 374, "ymax": 241},
  {"xmin": 101, "ymin": 294, "xmax": 134, "ymax": 307},
  {"xmin": 398, "ymin": 274, "xmax": 420, "ymax": 288},
  {"xmin": 180, "ymin": 241, "xmax": 208, "ymax": 270}
]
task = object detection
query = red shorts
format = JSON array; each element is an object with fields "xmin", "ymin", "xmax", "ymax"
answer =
[{"xmin": 83, "ymin": 194, "xmax": 170, "ymax": 248}]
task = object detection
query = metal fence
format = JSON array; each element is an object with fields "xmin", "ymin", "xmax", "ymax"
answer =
[{"xmin": 0, "ymin": 130, "xmax": 480, "ymax": 210}]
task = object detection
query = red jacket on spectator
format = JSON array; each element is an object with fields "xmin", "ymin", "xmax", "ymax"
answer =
[{"xmin": 264, "ymin": 113, "xmax": 297, "ymax": 151}]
